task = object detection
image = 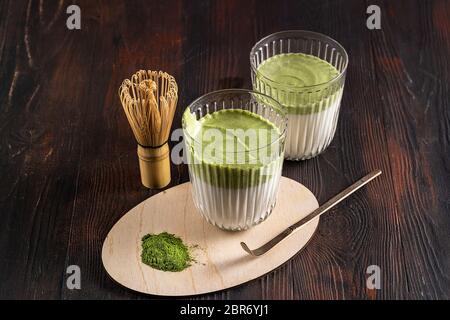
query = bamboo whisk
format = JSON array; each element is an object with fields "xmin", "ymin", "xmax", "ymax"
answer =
[{"xmin": 119, "ymin": 70, "xmax": 178, "ymax": 189}]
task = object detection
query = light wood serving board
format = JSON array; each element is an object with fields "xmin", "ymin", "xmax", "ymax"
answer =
[{"xmin": 102, "ymin": 176, "xmax": 320, "ymax": 296}]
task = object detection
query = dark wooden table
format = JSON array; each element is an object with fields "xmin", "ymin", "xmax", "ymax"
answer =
[{"xmin": 0, "ymin": 0, "xmax": 449, "ymax": 300}]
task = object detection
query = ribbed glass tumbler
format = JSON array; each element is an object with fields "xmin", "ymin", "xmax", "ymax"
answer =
[
  {"xmin": 182, "ymin": 89, "xmax": 287, "ymax": 231},
  {"xmin": 251, "ymin": 30, "xmax": 348, "ymax": 160}
]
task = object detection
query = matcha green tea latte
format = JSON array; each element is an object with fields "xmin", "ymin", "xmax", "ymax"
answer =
[
  {"xmin": 251, "ymin": 30, "xmax": 348, "ymax": 160},
  {"xmin": 183, "ymin": 90, "xmax": 287, "ymax": 231}
]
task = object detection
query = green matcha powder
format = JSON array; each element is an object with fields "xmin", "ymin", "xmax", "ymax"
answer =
[{"xmin": 141, "ymin": 232, "xmax": 193, "ymax": 272}]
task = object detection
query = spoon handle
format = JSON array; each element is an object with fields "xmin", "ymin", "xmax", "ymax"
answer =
[
  {"xmin": 290, "ymin": 170, "xmax": 382, "ymax": 231},
  {"xmin": 243, "ymin": 170, "xmax": 382, "ymax": 256}
]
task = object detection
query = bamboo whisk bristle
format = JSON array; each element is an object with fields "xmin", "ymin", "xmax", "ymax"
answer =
[{"xmin": 119, "ymin": 70, "xmax": 178, "ymax": 147}]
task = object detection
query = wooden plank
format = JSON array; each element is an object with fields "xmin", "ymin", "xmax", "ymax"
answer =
[
  {"xmin": 366, "ymin": 0, "xmax": 450, "ymax": 299},
  {"xmin": 0, "ymin": 0, "xmax": 84, "ymax": 299},
  {"xmin": 0, "ymin": 0, "xmax": 448, "ymax": 299}
]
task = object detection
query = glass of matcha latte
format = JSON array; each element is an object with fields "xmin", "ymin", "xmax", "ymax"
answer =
[
  {"xmin": 251, "ymin": 30, "xmax": 348, "ymax": 160},
  {"xmin": 183, "ymin": 89, "xmax": 287, "ymax": 231}
]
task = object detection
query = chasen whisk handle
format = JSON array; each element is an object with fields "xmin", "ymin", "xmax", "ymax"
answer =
[
  {"xmin": 137, "ymin": 143, "xmax": 171, "ymax": 189},
  {"xmin": 120, "ymin": 70, "xmax": 178, "ymax": 189}
]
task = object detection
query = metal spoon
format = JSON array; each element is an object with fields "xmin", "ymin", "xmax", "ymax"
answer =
[{"xmin": 241, "ymin": 170, "xmax": 382, "ymax": 257}]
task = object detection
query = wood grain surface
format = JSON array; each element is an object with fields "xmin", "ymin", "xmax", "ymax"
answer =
[{"xmin": 0, "ymin": 0, "xmax": 448, "ymax": 299}]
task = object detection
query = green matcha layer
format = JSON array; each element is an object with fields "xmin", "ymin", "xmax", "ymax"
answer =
[
  {"xmin": 183, "ymin": 108, "xmax": 284, "ymax": 189},
  {"xmin": 255, "ymin": 53, "xmax": 343, "ymax": 115}
]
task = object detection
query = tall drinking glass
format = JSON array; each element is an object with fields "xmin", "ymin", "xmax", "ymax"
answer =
[
  {"xmin": 183, "ymin": 89, "xmax": 287, "ymax": 231},
  {"xmin": 251, "ymin": 30, "xmax": 348, "ymax": 160}
]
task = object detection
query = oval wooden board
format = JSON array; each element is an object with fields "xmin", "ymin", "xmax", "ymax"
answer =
[{"xmin": 102, "ymin": 176, "xmax": 319, "ymax": 296}]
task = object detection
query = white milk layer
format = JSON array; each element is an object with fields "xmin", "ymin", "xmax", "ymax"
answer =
[
  {"xmin": 285, "ymin": 96, "xmax": 341, "ymax": 160},
  {"xmin": 190, "ymin": 173, "xmax": 281, "ymax": 231}
]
